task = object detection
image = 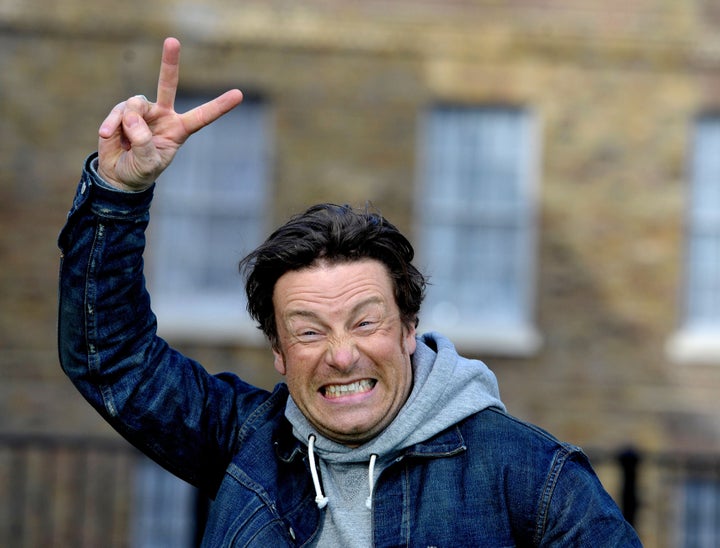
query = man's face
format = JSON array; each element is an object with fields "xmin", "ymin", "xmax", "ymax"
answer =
[{"xmin": 272, "ymin": 259, "xmax": 417, "ymax": 446}]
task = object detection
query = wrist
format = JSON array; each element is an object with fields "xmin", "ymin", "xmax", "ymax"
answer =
[
  {"xmin": 96, "ymin": 164, "xmax": 152, "ymax": 193},
  {"xmin": 78, "ymin": 153, "xmax": 155, "ymax": 216}
]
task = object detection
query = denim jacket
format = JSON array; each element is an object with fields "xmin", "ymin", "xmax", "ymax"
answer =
[{"xmin": 58, "ymin": 155, "xmax": 642, "ymax": 547}]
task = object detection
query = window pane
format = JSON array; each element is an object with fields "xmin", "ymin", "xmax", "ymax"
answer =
[
  {"xmin": 686, "ymin": 116, "xmax": 720, "ymax": 327},
  {"xmin": 679, "ymin": 478, "xmax": 720, "ymax": 548}
]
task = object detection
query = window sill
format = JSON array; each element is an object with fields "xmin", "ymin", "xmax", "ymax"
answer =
[
  {"xmin": 666, "ymin": 328, "xmax": 720, "ymax": 365},
  {"xmin": 416, "ymin": 321, "xmax": 543, "ymax": 358}
]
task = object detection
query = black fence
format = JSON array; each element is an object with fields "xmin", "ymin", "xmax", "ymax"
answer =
[
  {"xmin": 588, "ymin": 447, "xmax": 720, "ymax": 547},
  {"xmin": 0, "ymin": 433, "xmax": 206, "ymax": 548},
  {"xmin": 1, "ymin": 433, "xmax": 719, "ymax": 547}
]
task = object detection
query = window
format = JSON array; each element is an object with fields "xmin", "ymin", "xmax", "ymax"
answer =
[
  {"xmin": 668, "ymin": 115, "xmax": 720, "ymax": 363},
  {"xmin": 677, "ymin": 477, "xmax": 720, "ymax": 548},
  {"xmin": 686, "ymin": 116, "xmax": 720, "ymax": 327},
  {"xmin": 416, "ymin": 106, "xmax": 541, "ymax": 355},
  {"xmin": 148, "ymin": 95, "xmax": 271, "ymax": 343},
  {"xmin": 132, "ymin": 457, "xmax": 197, "ymax": 548}
]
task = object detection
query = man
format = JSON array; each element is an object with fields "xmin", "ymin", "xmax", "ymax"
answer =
[{"xmin": 58, "ymin": 38, "xmax": 642, "ymax": 546}]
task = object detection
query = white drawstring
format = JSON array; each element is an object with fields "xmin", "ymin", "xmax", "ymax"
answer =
[
  {"xmin": 308, "ymin": 435, "xmax": 329, "ymax": 509},
  {"xmin": 308, "ymin": 435, "xmax": 378, "ymax": 511},
  {"xmin": 365, "ymin": 453, "xmax": 378, "ymax": 509}
]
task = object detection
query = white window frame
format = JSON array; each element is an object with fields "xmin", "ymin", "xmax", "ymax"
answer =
[
  {"xmin": 415, "ymin": 105, "xmax": 542, "ymax": 356},
  {"xmin": 147, "ymin": 95, "xmax": 271, "ymax": 344},
  {"xmin": 668, "ymin": 115, "xmax": 720, "ymax": 364}
]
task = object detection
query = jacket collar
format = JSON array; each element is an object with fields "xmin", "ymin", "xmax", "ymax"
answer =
[
  {"xmin": 274, "ymin": 417, "xmax": 306, "ymax": 463},
  {"xmin": 274, "ymin": 419, "xmax": 468, "ymax": 463}
]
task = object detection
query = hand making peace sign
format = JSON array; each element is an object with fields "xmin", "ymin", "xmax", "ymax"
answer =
[{"xmin": 97, "ymin": 37, "xmax": 244, "ymax": 192}]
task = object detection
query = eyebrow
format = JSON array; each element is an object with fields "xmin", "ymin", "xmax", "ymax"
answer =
[
  {"xmin": 284, "ymin": 296, "xmax": 386, "ymax": 322},
  {"xmin": 284, "ymin": 309, "xmax": 320, "ymax": 322}
]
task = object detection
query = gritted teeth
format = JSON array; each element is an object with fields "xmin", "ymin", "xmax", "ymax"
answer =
[{"xmin": 323, "ymin": 379, "xmax": 376, "ymax": 398}]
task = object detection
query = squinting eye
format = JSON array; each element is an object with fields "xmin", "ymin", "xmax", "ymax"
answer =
[{"xmin": 296, "ymin": 329, "xmax": 322, "ymax": 341}]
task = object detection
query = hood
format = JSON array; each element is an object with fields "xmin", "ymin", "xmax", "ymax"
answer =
[{"xmin": 285, "ymin": 331, "xmax": 505, "ymax": 462}]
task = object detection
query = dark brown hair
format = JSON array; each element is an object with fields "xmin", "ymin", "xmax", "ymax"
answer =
[{"xmin": 239, "ymin": 203, "xmax": 427, "ymax": 347}]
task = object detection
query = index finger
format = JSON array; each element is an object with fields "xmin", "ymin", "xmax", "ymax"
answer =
[
  {"xmin": 156, "ymin": 37, "xmax": 181, "ymax": 109},
  {"xmin": 180, "ymin": 89, "xmax": 244, "ymax": 135}
]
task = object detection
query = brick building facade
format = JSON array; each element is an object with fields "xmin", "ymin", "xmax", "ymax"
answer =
[{"xmin": 2, "ymin": 1, "xmax": 720, "ymax": 545}]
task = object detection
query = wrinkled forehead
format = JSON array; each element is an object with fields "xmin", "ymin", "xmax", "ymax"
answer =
[{"xmin": 274, "ymin": 259, "xmax": 396, "ymax": 311}]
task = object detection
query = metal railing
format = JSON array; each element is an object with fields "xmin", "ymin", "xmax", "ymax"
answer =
[
  {"xmin": 588, "ymin": 447, "xmax": 720, "ymax": 548},
  {"xmin": 0, "ymin": 433, "xmax": 137, "ymax": 547},
  {"xmin": 0, "ymin": 433, "xmax": 206, "ymax": 548}
]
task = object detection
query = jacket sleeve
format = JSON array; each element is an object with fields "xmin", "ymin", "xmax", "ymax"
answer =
[
  {"xmin": 536, "ymin": 448, "xmax": 643, "ymax": 547},
  {"xmin": 57, "ymin": 153, "xmax": 270, "ymax": 494}
]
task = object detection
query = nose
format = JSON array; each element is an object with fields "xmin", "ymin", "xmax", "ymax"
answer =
[{"xmin": 325, "ymin": 334, "xmax": 358, "ymax": 371}]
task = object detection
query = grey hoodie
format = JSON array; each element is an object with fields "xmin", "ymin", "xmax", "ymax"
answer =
[{"xmin": 285, "ymin": 332, "xmax": 506, "ymax": 547}]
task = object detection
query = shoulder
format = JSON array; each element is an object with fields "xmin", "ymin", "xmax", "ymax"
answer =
[
  {"xmin": 457, "ymin": 408, "xmax": 609, "ymax": 512},
  {"xmin": 445, "ymin": 410, "xmax": 639, "ymax": 544},
  {"xmin": 462, "ymin": 407, "xmax": 580, "ymax": 452},
  {"xmin": 458, "ymin": 407, "xmax": 589, "ymax": 479}
]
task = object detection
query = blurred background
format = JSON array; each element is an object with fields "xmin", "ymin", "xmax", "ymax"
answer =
[{"xmin": 2, "ymin": 0, "xmax": 720, "ymax": 546}]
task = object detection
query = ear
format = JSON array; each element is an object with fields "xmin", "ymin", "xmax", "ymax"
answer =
[
  {"xmin": 273, "ymin": 348, "xmax": 287, "ymax": 375},
  {"xmin": 404, "ymin": 323, "xmax": 417, "ymax": 355}
]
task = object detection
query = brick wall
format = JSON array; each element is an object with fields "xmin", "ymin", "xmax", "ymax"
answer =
[{"xmin": 2, "ymin": 2, "xmax": 720, "ymax": 543}]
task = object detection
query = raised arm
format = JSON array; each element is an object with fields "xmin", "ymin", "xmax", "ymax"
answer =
[
  {"xmin": 58, "ymin": 39, "xmax": 268, "ymax": 493},
  {"xmin": 97, "ymin": 37, "xmax": 244, "ymax": 191}
]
